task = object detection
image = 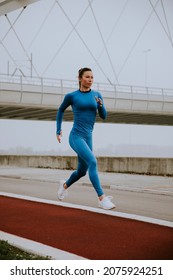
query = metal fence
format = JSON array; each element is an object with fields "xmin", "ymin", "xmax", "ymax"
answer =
[{"xmin": 0, "ymin": 73, "xmax": 173, "ymax": 97}]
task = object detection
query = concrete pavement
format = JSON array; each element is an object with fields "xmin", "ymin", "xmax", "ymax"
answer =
[{"xmin": 0, "ymin": 166, "xmax": 173, "ymax": 195}]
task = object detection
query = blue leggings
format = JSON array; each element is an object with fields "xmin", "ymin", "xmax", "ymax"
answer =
[{"xmin": 65, "ymin": 132, "xmax": 104, "ymax": 197}]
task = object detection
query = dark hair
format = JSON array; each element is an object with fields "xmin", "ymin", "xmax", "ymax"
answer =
[{"xmin": 78, "ymin": 67, "xmax": 92, "ymax": 87}]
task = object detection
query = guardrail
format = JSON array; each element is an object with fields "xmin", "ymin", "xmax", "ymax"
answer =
[
  {"xmin": 0, "ymin": 73, "xmax": 173, "ymax": 97},
  {"xmin": 0, "ymin": 74, "xmax": 173, "ymax": 114}
]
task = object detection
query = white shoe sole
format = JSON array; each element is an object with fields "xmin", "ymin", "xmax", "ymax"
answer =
[{"xmin": 98, "ymin": 203, "xmax": 116, "ymax": 210}]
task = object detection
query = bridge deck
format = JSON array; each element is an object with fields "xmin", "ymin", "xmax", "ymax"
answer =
[{"xmin": 0, "ymin": 75, "xmax": 173, "ymax": 125}]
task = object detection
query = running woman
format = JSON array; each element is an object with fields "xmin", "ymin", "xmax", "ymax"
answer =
[{"xmin": 56, "ymin": 67, "xmax": 115, "ymax": 210}]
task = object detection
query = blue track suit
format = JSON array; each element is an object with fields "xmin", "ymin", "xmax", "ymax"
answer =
[{"xmin": 56, "ymin": 89, "xmax": 107, "ymax": 197}]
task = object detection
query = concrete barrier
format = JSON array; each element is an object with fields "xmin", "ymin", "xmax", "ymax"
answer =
[{"xmin": 0, "ymin": 155, "xmax": 173, "ymax": 176}]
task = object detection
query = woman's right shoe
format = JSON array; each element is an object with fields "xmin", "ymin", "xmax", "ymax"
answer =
[
  {"xmin": 98, "ymin": 196, "xmax": 116, "ymax": 210},
  {"xmin": 58, "ymin": 180, "xmax": 68, "ymax": 200}
]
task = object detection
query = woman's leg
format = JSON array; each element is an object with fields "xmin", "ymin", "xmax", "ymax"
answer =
[
  {"xmin": 66, "ymin": 132, "xmax": 104, "ymax": 197},
  {"xmin": 66, "ymin": 155, "xmax": 88, "ymax": 186}
]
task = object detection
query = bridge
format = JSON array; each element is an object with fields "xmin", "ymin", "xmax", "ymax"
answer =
[
  {"xmin": 0, "ymin": 0, "xmax": 41, "ymax": 16},
  {"xmin": 0, "ymin": 74, "xmax": 173, "ymax": 125},
  {"xmin": 0, "ymin": 1, "xmax": 173, "ymax": 125}
]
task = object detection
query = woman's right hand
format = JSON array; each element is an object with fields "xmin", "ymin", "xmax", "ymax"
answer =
[{"xmin": 56, "ymin": 131, "xmax": 62, "ymax": 143}]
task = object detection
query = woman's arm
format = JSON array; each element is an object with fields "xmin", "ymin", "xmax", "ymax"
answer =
[
  {"xmin": 96, "ymin": 93, "xmax": 107, "ymax": 120},
  {"xmin": 56, "ymin": 94, "xmax": 72, "ymax": 142}
]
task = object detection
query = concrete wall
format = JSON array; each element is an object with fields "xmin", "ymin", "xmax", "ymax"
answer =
[{"xmin": 0, "ymin": 155, "xmax": 173, "ymax": 176}]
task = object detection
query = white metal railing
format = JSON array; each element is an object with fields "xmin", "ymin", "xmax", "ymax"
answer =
[
  {"xmin": 0, "ymin": 73, "xmax": 173, "ymax": 128},
  {"xmin": 1, "ymin": 73, "xmax": 173, "ymax": 97},
  {"xmin": 0, "ymin": 73, "xmax": 173, "ymax": 115}
]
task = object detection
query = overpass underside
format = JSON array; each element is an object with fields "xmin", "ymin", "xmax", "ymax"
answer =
[{"xmin": 0, "ymin": 103, "xmax": 173, "ymax": 126}]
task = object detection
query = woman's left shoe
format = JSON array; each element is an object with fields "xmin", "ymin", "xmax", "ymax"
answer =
[
  {"xmin": 98, "ymin": 196, "xmax": 116, "ymax": 210},
  {"xmin": 58, "ymin": 180, "xmax": 68, "ymax": 200}
]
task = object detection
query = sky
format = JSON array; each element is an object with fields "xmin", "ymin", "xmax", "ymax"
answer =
[{"xmin": 0, "ymin": 0, "xmax": 173, "ymax": 156}]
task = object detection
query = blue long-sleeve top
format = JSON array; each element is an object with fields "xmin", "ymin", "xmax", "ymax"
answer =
[{"xmin": 56, "ymin": 89, "xmax": 107, "ymax": 136}]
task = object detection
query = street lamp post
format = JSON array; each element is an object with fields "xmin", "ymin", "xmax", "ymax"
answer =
[{"xmin": 143, "ymin": 49, "xmax": 151, "ymax": 87}]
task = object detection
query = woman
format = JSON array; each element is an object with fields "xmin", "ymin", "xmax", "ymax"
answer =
[{"xmin": 56, "ymin": 67, "xmax": 115, "ymax": 210}]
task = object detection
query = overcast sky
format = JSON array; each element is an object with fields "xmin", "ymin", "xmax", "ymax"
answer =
[
  {"xmin": 0, "ymin": 0, "xmax": 173, "ymax": 155},
  {"xmin": 1, "ymin": 0, "xmax": 173, "ymax": 87}
]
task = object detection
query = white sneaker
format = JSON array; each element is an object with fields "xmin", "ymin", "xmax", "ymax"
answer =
[
  {"xmin": 58, "ymin": 180, "xmax": 68, "ymax": 200},
  {"xmin": 98, "ymin": 196, "xmax": 116, "ymax": 210}
]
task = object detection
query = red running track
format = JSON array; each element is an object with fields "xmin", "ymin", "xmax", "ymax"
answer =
[{"xmin": 0, "ymin": 196, "xmax": 173, "ymax": 260}]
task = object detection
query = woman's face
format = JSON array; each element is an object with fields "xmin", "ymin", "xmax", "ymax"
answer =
[{"xmin": 80, "ymin": 71, "xmax": 94, "ymax": 88}]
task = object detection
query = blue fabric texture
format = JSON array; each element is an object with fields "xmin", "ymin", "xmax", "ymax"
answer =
[{"xmin": 56, "ymin": 89, "xmax": 107, "ymax": 197}]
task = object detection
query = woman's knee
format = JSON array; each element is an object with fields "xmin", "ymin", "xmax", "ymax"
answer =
[
  {"xmin": 78, "ymin": 169, "xmax": 87, "ymax": 178},
  {"xmin": 89, "ymin": 157, "xmax": 97, "ymax": 169}
]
